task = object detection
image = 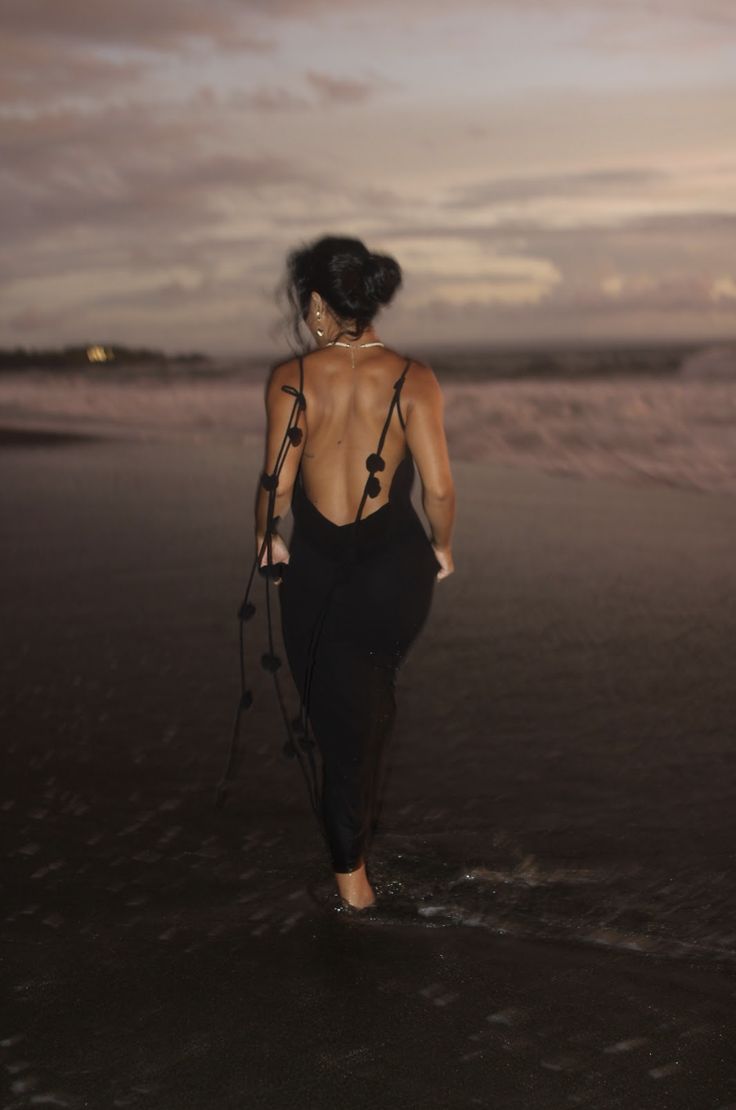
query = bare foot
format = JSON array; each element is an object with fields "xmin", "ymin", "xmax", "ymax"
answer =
[{"xmin": 335, "ymin": 862, "xmax": 376, "ymax": 909}]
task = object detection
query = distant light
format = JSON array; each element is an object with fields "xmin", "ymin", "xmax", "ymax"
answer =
[
  {"xmin": 710, "ymin": 275, "xmax": 736, "ymax": 303},
  {"xmin": 601, "ymin": 275, "xmax": 624, "ymax": 298},
  {"xmin": 86, "ymin": 346, "xmax": 115, "ymax": 363}
]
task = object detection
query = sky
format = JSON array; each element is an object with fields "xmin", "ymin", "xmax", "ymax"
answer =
[{"xmin": 2, "ymin": 0, "xmax": 736, "ymax": 355}]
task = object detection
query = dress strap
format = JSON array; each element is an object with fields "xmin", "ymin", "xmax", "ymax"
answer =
[
  {"xmin": 395, "ymin": 358, "xmax": 411, "ymax": 431},
  {"xmin": 217, "ymin": 352, "xmax": 320, "ymax": 818},
  {"xmin": 353, "ymin": 357, "xmax": 412, "ymax": 527}
]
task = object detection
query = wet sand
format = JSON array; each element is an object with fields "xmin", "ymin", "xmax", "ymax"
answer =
[{"xmin": 2, "ymin": 431, "xmax": 736, "ymax": 1109}]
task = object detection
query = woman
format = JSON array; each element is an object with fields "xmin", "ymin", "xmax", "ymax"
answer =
[{"xmin": 255, "ymin": 235, "xmax": 455, "ymax": 911}]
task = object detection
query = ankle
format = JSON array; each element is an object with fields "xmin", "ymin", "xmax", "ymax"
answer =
[{"xmin": 334, "ymin": 863, "xmax": 375, "ymax": 909}]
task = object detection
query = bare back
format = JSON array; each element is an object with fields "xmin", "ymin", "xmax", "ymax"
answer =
[
  {"xmin": 299, "ymin": 346, "xmax": 411, "ymax": 525},
  {"xmin": 260, "ymin": 345, "xmax": 454, "ymax": 540}
]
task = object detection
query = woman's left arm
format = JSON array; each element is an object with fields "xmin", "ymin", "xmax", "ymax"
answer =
[{"xmin": 254, "ymin": 360, "xmax": 305, "ymax": 567}]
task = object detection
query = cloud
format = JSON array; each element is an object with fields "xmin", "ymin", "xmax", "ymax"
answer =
[
  {"xmin": 0, "ymin": 0, "xmax": 273, "ymax": 50},
  {"xmin": 0, "ymin": 34, "xmax": 147, "ymax": 108},
  {"xmin": 305, "ymin": 71, "xmax": 390, "ymax": 106},
  {"xmin": 4, "ymin": 0, "xmax": 734, "ymax": 64},
  {"xmin": 2, "ymin": 2, "xmax": 734, "ymax": 351},
  {"xmin": 0, "ymin": 99, "xmax": 307, "ymax": 263},
  {"xmin": 447, "ymin": 168, "xmax": 669, "ymax": 209},
  {"xmin": 227, "ymin": 0, "xmax": 736, "ymax": 24},
  {"xmin": 232, "ymin": 86, "xmax": 310, "ymax": 112},
  {"xmin": 7, "ymin": 305, "xmax": 66, "ymax": 332},
  {"xmin": 230, "ymin": 72, "xmax": 395, "ymax": 113},
  {"xmin": 369, "ymin": 202, "xmax": 736, "ymax": 344},
  {"xmin": 398, "ymin": 261, "xmax": 736, "ymax": 346}
]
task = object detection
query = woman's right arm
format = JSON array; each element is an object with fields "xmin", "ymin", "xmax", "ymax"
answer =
[{"xmin": 404, "ymin": 364, "xmax": 456, "ymax": 579}]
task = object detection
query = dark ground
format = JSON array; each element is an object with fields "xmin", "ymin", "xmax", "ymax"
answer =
[{"xmin": 1, "ymin": 430, "xmax": 736, "ymax": 1109}]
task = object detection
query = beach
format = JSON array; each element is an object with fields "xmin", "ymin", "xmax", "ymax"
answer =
[
  {"xmin": 2, "ymin": 403, "xmax": 735, "ymax": 1107},
  {"xmin": 2, "ymin": 363, "xmax": 736, "ymax": 496}
]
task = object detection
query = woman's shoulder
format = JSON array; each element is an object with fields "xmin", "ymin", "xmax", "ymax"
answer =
[
  {"xmin": 403, "ymin": 355, "xmax": 437, "ymax": 379},
  {"xmin": 268, "ymin": 348, "xmax": 330, "ymax": 386},
  {"xmin": 400, "ymin": 356, "xmax": 443, "ymax": 401},
  {"xmin": 266, "ymin": 355, "xmax": 304, "ymax": 395}
]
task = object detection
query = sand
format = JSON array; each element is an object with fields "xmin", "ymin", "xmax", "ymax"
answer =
[{"xmin": 2, "ymin": 430, "xmax": 736, "ymax": 1109}]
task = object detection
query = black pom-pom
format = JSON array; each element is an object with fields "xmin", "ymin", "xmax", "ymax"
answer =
[
  {"xmin": 365, "ymin": 452, "xmax": 385, "ymax": 474},
  {"xmin": 366, "ymin": 475, "xmax": 381, "ymax": 498},
  {"xmin": 287, "ymin": 426, "xmax": 303, "ymax": 446},
  {"xmin": 260, "ymin": 472, "xmax": 278, "ymax": 492},
  {"xmin": 261, "ymin": 652, "xmax": 282, "ymax": 673},
  {"xmin": 238, "ymin": 601, "xmax": 256, "ymax": 622},
  {"xmin": 258, "ymin": 561, "xmax": 286, "ymax": 581},
  {"xmin": 240, "ymin": 689, "xmax": 254, "ymax": 710}
]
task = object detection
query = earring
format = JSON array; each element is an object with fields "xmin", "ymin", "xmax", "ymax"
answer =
[{"xmin": 316, "ymin": 327, "xmax": 324, "ymax": 338}]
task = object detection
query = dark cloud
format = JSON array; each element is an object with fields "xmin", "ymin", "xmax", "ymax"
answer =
[
  {"xmin": 447, "ymin": 168, "xmax": 669, "ymax": 209},
  {"xmin": 305, "ymin": 71, "xmax": 386, "ymax": 105},
  {"xmin": 3, "ymin": 0, "xmax": 733, "ymax": 59},
  {"xmin": 625, "ymin": 211, "xmax": 736, "ymax": 234},
  {"xmin": 234, "ymin": 0, "xmax": 736, "ymax": 32},
  {"xmin": 229, "ymin": 72, "xmax": 395, "ymax": 113},
  {"xmin": 373, "ymin": 208, "xmax": 736, "ymax": 246},
  {"xmin": 232, "ymin": 86, "xmax": 310, "ymax": 112},
  {"xmin": 234, "ymin": 0, "xmax": 736, "ymax": 23},
  {"xmin": 0, "ymin": 100, "xmax": 303, "ymax": 258},
  {"xmin": 7, "ymin": 305, "xmax": 66, "ymax": 332},
  {"xmin": 608, "ymin": 0, "xmax": 736, "ymax": 30},
  {"xmin": 0, "ymin": 0, "xmax": 272, "ymax": 50}
]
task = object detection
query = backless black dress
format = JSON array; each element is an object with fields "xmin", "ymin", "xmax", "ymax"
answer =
[{"xmin": 279, "ymin": 357, "xmax": 439, "ymax": 872}]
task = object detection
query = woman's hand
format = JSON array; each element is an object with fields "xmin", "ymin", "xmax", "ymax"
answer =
[
  {"xmin": 257, "ymin": 531, "xmax": 291, "ymax": 583},
  {"xmin": 432, "ymin": 544, "xmax": 454, "ymax": 581}
]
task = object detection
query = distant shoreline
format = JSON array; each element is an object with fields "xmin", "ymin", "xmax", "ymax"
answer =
[{"xmin": 2, "ymin": 340, "xmax": 734, "ymax": 383}]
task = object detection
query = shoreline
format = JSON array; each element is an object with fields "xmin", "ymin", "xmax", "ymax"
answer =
[{"xmin": 1, "ymin": 366, "xmax": 736, "ymax": 496}]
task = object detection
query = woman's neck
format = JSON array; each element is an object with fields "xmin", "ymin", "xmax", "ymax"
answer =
[{"xmin": 321, "ymin": 322, "xmax": 378, "ymax": 347}]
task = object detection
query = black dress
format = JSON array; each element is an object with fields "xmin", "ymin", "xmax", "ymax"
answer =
[{"xmin": 279, "ymin": 357, "xmax": 439, "ymax": 872}]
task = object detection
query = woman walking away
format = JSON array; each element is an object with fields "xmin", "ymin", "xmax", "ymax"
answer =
[{"xmin": 255, "ymin": 235, "xmax": 455, "ymax": 911}]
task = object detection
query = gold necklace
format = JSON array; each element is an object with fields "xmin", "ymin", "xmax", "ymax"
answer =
[{"xmin": 326, "ymin": 339, "xmax": 385, "ymax": 369}]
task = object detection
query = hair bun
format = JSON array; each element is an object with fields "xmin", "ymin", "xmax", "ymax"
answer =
[
  {"xmin": 285, "ymin": 235, "xmax": 402, "ymax": 343},
  {"xmin": 365, "ymin": 252, "xmax": 402, "ymax": 306}
]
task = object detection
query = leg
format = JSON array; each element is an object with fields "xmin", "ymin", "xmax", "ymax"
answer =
[{"xmin": 309, "ymin": 646, "xmax": 398, "ymax": 905}]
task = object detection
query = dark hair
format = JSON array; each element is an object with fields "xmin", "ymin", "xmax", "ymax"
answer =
[{"xmin": 285, "ymin": 235, "xmax": 402, "ymax": 346}]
